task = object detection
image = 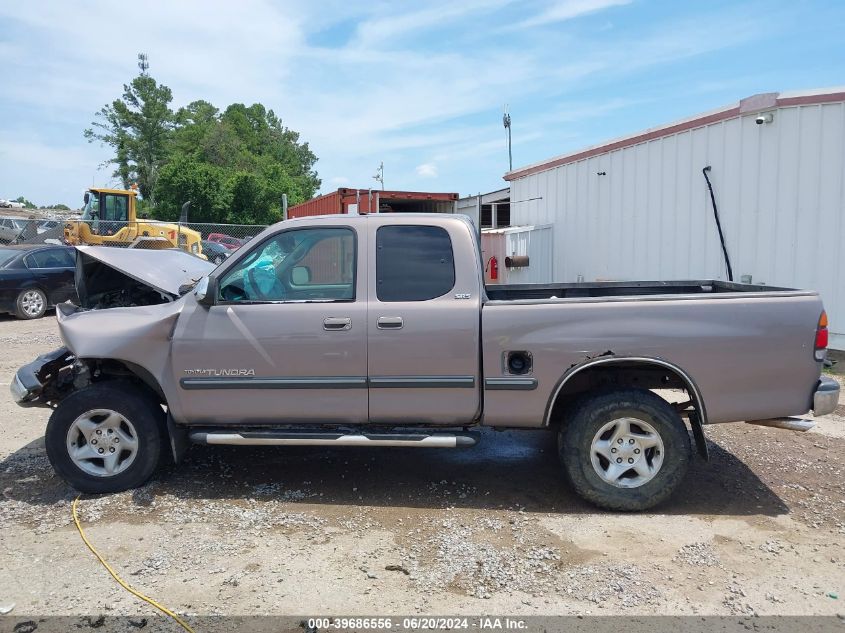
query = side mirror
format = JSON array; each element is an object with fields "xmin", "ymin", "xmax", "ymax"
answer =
[
  {"xmin": 195, "ymin": 276, "xmax": 217, "ymax": 306},
  {"xmin": 83, "ymin": 192, "xmax": 90, "ymax": 205},
  {"xmin": 291, "ymin": 266, "xmax": 311, "ymax": 285}
]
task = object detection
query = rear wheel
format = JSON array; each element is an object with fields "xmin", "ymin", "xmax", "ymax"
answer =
[
  {"xmin": 45, "ymin": 382, "xmax": 165, "ymax": 493},
  {"xmin": 559, "ymin": 389, "xmax": 691, "ymax": 511},
  {"xmin": 15, "ymin": 288, "xmax": 46, "ymax": 319}
]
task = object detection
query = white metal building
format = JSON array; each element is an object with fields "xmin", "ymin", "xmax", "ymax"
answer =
[{"xmin": 504, "ymin": 88, "xmax": 845, "ymax": 349}]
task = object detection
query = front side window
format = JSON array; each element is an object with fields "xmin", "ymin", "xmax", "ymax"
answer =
[
  {"xmin": 376, "ymin": 225, "xmax": 455, "ymax": 301},
  {"xmin": 81, "ymin": 192, "xmax": 99, "ymax": 221},
  {"xmin": 218, "ymin": 227, "xmax": 355, "ymax": 303}
]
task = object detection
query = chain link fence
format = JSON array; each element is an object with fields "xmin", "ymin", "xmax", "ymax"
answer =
[{"xmin": 4, "ymin": 218, "xmax": 268, "ymax": 265}]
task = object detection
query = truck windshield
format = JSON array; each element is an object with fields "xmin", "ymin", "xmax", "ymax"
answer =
[{"xmin": 81, "ymin": 192, "xmax": 99, "ymax": 221}]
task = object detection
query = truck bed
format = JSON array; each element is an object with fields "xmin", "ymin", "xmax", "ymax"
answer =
[
  {"xmin": 481, "ymin": 279, "xmax": 822, "ymax": 427},
  {"xmin": 484, "ymin": 279, "xmax": 796, "ymax": 301}
]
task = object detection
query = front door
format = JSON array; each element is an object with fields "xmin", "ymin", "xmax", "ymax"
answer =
[
  {"xmin": 98, "ymin": 193, "xmax": 130, "ymax": 236},
  {"xmin": 366, "ymin": 220, "xmax": 481, "ymax": 425},
  {"xmin": 171, "ymin": 225, "xmax": 368, "ymax": 425}
]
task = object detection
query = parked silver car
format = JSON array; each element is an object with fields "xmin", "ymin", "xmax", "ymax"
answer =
[{"xmin": 0, "ymin": 217, "xmax": 30, "ymax": 243}]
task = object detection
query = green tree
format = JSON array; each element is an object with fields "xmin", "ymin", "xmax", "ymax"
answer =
[
  {"xmin": 154, "ymin": 156, "xmax": 229, "ymax": 223},
  {"xmin": 90, "ymin": 65, "xmax": 321, "ymax": 225},
  {"xmin": 14, "ymin": 196, "xmax": 36, "ymax": 209},
  {"xmin": 227, "ymin": 171, "xmax": 267, "ymax": 225},
  {"xmin": 157, "ymin": 102, "xmax": 321, "ymax": 224},
  {"xmin": 84, "ymin": 74, "xmax": 176, "ymax": 202}
]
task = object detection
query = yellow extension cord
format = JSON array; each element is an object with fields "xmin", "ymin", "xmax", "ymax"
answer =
[{"xmin": 71, "ymin": 495, "xmax": 196, "ymax": 633}]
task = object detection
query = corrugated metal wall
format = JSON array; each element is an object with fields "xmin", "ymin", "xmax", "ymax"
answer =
[
  {"xmin": 505, "ymin": 226, "xmax": 553, "ymax": 284},
  {"xmin": 509, "ymin": 101, "xmax": 845, "ymax": 348},
  {"xmin": 481, "ymin": 226, "xmax": 554, "ymax": 285}
]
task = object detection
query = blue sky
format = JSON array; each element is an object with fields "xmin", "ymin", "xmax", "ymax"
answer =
[{"xmin": 0, "ymin": 0, "xmax": 843, "ymax": 206}]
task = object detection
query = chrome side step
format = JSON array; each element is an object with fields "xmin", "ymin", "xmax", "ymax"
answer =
[
  {"xmin": 189, "ymin": 430, "xmax": 478, "ymax": 448},
  {"xmin": 746, "ymin": 417, "xmax": 816, "ymax": 432}
]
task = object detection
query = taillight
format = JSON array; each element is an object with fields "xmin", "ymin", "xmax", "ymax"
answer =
[{"xmin": 814, "ymin": 311, "xmax": 828, "ymax": 361}]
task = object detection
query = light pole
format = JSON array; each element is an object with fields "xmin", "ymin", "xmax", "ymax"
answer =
[{"xmin": 503, "ymin": 105, "xmax": 512, "ymax": 172}]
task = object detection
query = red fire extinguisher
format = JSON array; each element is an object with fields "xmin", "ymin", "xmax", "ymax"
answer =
[{"xmin": 486, "ymin": 256, "xmax": 499, "ymax": 281}]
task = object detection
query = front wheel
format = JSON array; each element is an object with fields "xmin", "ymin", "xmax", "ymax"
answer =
[
  {"xmin": 45, "ymin": 381, "xmax": 165, "ymax": 493},
  {"xmin": 559, "ymin": 389, "xmax": 691, "ymax": 511}
]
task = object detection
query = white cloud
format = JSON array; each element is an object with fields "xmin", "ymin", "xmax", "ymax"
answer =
[
  {"xmin": 353, "ymin": 0, "xmax": 510, "ymax": 44},
  {"xmin": 0, "ymin": 0, "xmax": 779, "ymax": 203},
  {"xmin": 513, "ymin": 0, "xmax": 632, "ymax": 29},
  {"xmin": 0, "ymin": 136, "xmax": 113, "ymax": 204},
  {"xmin": 415, "ymin": 163, "xmax": 438, "ymax": 178}
]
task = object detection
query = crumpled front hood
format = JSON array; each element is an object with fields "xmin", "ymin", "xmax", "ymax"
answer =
[{"xmin": 76, "ymin": 246, "xmax": 215, "ymax": 299}]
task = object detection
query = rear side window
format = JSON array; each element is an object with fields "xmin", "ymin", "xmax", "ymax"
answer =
[
  {"xmin": 25, "ymin": 249, "xmax": 74, "ymax": 268},
  {"xmin": 376, "ymin": 225, "xmax": 455, "ymax": 301}
]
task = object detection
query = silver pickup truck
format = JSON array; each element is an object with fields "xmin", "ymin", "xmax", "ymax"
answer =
[{"xmin": 10, "ymin": 214, "xmax": 839, "ymax": 510}]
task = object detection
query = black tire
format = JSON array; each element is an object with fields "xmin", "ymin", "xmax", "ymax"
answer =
[
  {"xmin": 559, "ymin": 389, "xmax": 691, "ymax": 511},
  {"xmin": 45, "ymin": 381, "xmax": 166, "ymax": 494},
  {"xmin": 15, "ymin": 287, "xmax": 47, "ymax": 319}
]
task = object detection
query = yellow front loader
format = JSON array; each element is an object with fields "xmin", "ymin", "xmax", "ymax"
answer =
[{"xmin": 65, "ymin": 188, "xmax": 203, "ymax": 256}]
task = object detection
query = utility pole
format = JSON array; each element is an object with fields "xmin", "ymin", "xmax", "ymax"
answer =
[
  {"xmin": 373, "ymin": 161, "xmax": 384, "ymax": 190},
  {"xmin": 503, "ymin": 104, "xmax": 512, "ymax": 172},
  {"xmin": 137, "ymin": 53, "xmax": 149, "ymax": 75}
]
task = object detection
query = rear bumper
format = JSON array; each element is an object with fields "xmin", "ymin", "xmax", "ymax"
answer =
[{"xmin": 814, "ymin": 376, "xmax": 840, "ymax": 417}]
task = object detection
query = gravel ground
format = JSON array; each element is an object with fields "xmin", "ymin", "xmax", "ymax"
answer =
[{"xmin": 0, "ymin": 314, "xmax": 843, "ymax": 618}]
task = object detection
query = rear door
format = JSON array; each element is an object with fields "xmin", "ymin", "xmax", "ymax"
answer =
[
  {"xmin": 366, "ymin": 219, "xmax": 481, "ymax": 425},
  {"xmin": 24, "ymin": 248, "xmax": 76, "ymax": 304}
]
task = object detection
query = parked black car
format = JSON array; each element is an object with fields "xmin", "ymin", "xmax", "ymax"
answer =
[
  {"xmin": 200, "ymin": 239, "xmax": 232, "ymax": 266},
  {"xmin": 0, "ymin": 245, "xmax": 77, "ymax": 319}
]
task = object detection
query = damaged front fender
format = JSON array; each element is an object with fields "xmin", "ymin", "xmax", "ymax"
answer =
[
  {"xmin": 11, "ymin": 246, "xmax": 212, "ymax": 410},
  {"xmin": 56, "ymin": 300, "xmax": 183, "ymax": 397}
]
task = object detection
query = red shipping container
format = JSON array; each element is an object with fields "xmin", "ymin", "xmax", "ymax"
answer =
[{"xmin": 288, "ymin": 188, "xmax": 458, "ymax": 219}]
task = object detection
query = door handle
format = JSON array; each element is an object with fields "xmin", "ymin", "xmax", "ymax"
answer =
[
  {"xmin": 377, "ymin": 316, "xmax": 403, "ymax": 330},
  {"xmin": 323, "ymin": 317, "xmax": 352, "ymax": 331}
]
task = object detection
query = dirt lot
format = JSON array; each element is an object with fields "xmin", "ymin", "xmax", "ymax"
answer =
[{"xmin": 0, "ymin": 315, "xmax": 843, "ymax": 619}]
